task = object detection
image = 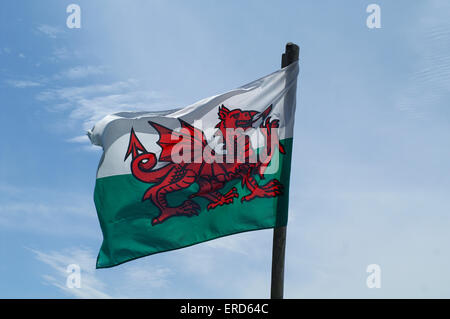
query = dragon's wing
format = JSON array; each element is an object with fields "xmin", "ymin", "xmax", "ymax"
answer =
[
  {"xmin": 149, "ymin": 120, "xmax": 239, "ymax": 181},
  {"xmin": 148, "ymin": 120, "xmax": 207, "ymax": 163}
]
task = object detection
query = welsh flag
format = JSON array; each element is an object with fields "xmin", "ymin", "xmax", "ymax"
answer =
[{"xmin": 89, "ymin": 62, "xmax": 299, "ymax": 268}]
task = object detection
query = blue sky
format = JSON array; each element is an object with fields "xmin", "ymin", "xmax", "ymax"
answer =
[{"xmin": 1, "ymin": 0, "xmax": 449, "ymax": 298}]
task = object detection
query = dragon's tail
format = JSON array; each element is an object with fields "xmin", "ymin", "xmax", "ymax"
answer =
[{"xmin": 125, "ymin": 128, "xmax": 172, "ymax": 183}]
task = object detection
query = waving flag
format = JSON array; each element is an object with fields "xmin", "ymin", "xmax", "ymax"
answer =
[{"xmin": 89, "ymin": 62, "xmax": 299, "ymax": 268}]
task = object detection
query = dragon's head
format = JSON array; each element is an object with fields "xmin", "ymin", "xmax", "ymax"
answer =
[{"xmin": 215, "ymin": 105, "xmax": 258, "ymax": 136}]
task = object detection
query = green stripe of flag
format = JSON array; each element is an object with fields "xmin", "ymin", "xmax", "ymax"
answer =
[{"xmin": 94, "ymin": 138, "xmax": 293, "ymax": 268}]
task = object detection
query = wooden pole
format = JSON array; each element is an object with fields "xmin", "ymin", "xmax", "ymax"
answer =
[{"xmin": 270, "ymin": 42, "xmax": 299, "ymax": 299}]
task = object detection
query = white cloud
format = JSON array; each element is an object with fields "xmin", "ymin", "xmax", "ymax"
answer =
[
  {"xmin": 123, "ymin": 264, "xmax": 172, "ymax": 289},
  {"xmin": 32, "ymin": 247, "xmax": 173, "ymax": 298},
  {"xmin": 29, "ymin": 225, "xmax": 275, "ymax": 298},
  {"xmin": 161, "ymin": 230, "xmax": 274, "ymax": 298},
  {"xmin": 37, "ymin": 80, "xmax": 136, "ymax": 102},
  {"xmin": 37, "ymin": 79, "xmax": 168, "ymax": 130},
  {"xmin": 6, "ymin": 80, "xmax": 42, "ymax": 88},
  {"xmin": 0, "ymin": 183, "xmax": 98, "ymax": 238},
  {"xmin": 67, "ymin": 135, "xmax": 90, "ymax": 143},
  {"xmin": 31, "ymin": 248, "xmax": 111, "ymax": 299},
  {"xmin": 205, "ymin": 234, "xmax": 250, "ymax": 255},
  {"xmin": 57, "ymin": 66, "xmax": 107, "ymax": 80},
  {"xmin": 51, "ymin": 47, "xmax": 71, "ymax": 60},
  {"xmin": 394, "ymin": 2, "xmax": 450, "ymax": 119},
  {"xmin": 46, "ymin": 47, "xmax": 84, "ymax": 63},
  {"xmin": 37, "ymin": 24, "xmax": 65, "ymax": 39}
]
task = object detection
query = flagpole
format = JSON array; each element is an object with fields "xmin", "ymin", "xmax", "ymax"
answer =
[{"xmin": 270, "ymin": 42, "xmax": 299, "ymax": 299}]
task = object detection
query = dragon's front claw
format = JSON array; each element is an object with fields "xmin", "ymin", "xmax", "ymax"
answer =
[
  {"xmin": 241, "ymin": 179, "xmax": 284, "ymax": 203},
  {"xmin": 207, "ymin": 187, "xmax": 239, "ymax": 210},
  {"xmin": 224, "ymin": 187, "xmax": 239, "ymax": 199},
  {"xmin": 207, "ymin": 202, "xmax": 219, "ymax": 210},
  {"xmin": 240, "ymin": 195, "xmax": 252, "ymax": 203}
]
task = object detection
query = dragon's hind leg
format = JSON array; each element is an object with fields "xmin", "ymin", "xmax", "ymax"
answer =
[
  {"xmin": 190, "ymin": 179, "xmax": 238, "ymax": 210},
  {"xmin": 142, "ymin": 166, "xmax": 200, "ymax": 225}
]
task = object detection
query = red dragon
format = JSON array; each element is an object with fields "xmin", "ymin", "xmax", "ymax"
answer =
[{"xmin": 124, "ymin": 104, "xmax": 285, "ymax": 225}]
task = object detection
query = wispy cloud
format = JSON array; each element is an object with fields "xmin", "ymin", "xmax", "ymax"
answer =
[
  {"xmin": 0, "ymin": 183, "xmax": 98, "ymax": 238},
  {"xmin": 122, "ymin": 264, "xmax": 172, "ymax": 290},
  {"xmin": 37, "ymin": 24, "xmax": 65, "ymax": 39},
  {"xmin": 30, "ymin": 227, "xmax": 274, "ymax": 298},
  {"xmin": 6, "ymin": 80, "xmax": 42, "ymax": 88},
  {"xmin": 395, "ymin": 2, "xmax": 450, "ymax": 119},
  {"xmin": 66, "ymin": 135, "xmax": 101, "ymax": 152},
  {"xmin": 51, "ymin": 47, "xmax": 72, "ymax": 61},
  {"xmin": 7, "ymin": 60, "xmax": 167, "ymax": 148},
  {"xmin": 166, "ymin": 231, "xmax": 272, "ymax": 298},
  {"xmin": 32, "ymin": 248, "xmax": 111, "ymax": 299},
  {"xmin": 205, "ymin": 234, "xmax": 250, "ymax": 255},
  {"xmin": 32, "ymin": 247, "xmax": 172, "ymax": 298},
  {"xmin": 37, "ymin": 79, "xmax": 169, "ymax": 130},
  {"xmin": 37, "ymin": 80, "xmax": 136, "ymax": 101},
  {"xmin": 57, "ymin": 66, "xmax": 107, "ymax": 80},
  {"xmin": 67, "ymin": 135, "xmax": 90, "ymax": 143}
]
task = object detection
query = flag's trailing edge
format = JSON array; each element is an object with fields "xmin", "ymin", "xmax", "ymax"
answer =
[{"xmin": 89, "ymin": 62, "xmax": 299, "ymax": 268}]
